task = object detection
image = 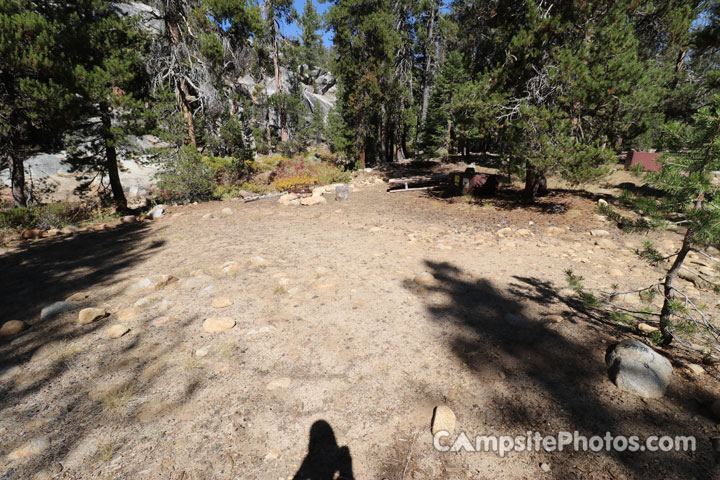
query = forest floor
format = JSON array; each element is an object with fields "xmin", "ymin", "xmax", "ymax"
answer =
[{"xmin": 1, "ymin": 163, "xmax": 719, "ymax": 480}]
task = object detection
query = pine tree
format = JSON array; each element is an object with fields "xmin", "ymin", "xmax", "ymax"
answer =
[
  {"xmin": 309, "ymin": 102, "xmax": 326, "ymax": 144},
  {"xmin": 67, "ymin": 0, "xmax": 150, "ymax": 211},
  {"xmin": 262, "ymin": 0, "xmax": 296, "ymax": 144},
  {"xmin": 423, "ymin": 51, "xmax": 468, "ymax": 155},
  {"xmin": 149, "ymin": 0, "xmax": 261, "ymax": 147},
  {"xmin": 326, "ymin": 0, "xmax": 408, "ymax": 166},
  {"xmin": 299, "ymin": 0, "xmax": 323, "ymax": 72},
  {"xmin": 651, "ymin": 95, "xmax": 720, "ymax": 344},
  {"xmin": 0, "ymin": 0, "xmax": 73, "ymax": 206}
]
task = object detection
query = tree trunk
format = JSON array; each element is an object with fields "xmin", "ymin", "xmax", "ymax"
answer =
[
  {"xmin": 100, "ymin": 103, "xmax": 128, "ymax": 212},
  {"xmin": 419, "ymin": 1, "xmax": 437, "ymax": 127},
  {"xmin": 358, "ymin": 143, "xmax": 366, "ymax": 169},
  {"xmin": 523, "ymin": 161, "xmax": 548, "ymax": 202},
  {"xmin": 9, "ymin": 153, "xmax": 27, "ymax": 207},
  {"xmin": 265, "ymin": 106, "xmax": 273, "ymax": 152},
  {"xmin": 380, "ymin": 112, "xmax": 388, "ymax": 164},
  {"xmin": 176, "ymin": 79, "xmax": 196, "ymax": 146},
  {"xmin": 395, "ymin": 126, "xmax": 405, "ymax": 162},
  {"xmin": 659, "ymin": 227, "xmax": 695, "ymax": 344},
  {"xmin": 401, "ymin": 127, "xmax": 409, "ymax": 159},
  {"xmin": 165, "ymin": 2, "xmax": 196, "ymax": 146},
  {"xmin": 272, "ymin": 33, "xmax": 288, "ymax": 143},
  {"xmin": 445, "ymin": 115, "xmax": 452, "ymax": 158}
]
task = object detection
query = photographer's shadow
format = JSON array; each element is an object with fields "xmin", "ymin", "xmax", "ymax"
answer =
[{"xmin": 292, "ymin": 420, "xmax": 354, "ymax": 480}]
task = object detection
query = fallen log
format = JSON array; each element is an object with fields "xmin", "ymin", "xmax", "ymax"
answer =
[
  {"xmin": 243, "ymin": 192, "xmax": 286, "ymax": 203},
  {"xmin": 387, "ymin": 185, "xmax": 442, "ymax": 193},
  {"xmin": 387, "ymin": 174, "xmax": 446, "ymax": 185}
]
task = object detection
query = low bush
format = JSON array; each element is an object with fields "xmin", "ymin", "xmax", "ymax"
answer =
[
  {"xmin": 272, "ymin": 175, "xmax": 318, "ymax": 192},
  {"xmin": 202, "ymin": 155, "xmax": 254, "ymax": 185},
  {"xmin": 0, "ymin": 207, "xmax": 36, "ymax": 230},
  {"xmin": 269, "ymin": 155, "xmax": 350, "ymax": 188},
  {"xmin": 156, "ymin": 147, "xmax": 215, "ymax": 202},
  {"xmin": 317, "ymin": 163, "xmax": 351, "ymax": 185},
  {"xmin": 0, "ymin": 203, "xmax": 81, "ymax": 231},
  {"xmin": 238, "ymin": 182, "xmax": 275, "ymax": 195}
]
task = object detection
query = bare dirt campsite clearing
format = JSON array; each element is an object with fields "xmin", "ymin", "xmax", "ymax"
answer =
[{"xmin": 1, "ymin": 167, "xmax": 719, "ymax": 480}]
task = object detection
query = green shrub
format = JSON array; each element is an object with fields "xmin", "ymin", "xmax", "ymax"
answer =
[
  {"xmin": 317, "ymin": 163, "xmax": 351, "ymax": 184},
  {"xmin": 0, "ymin": 207, "xmax": 37, "ymax": 230},
  {"xmin": 270, "ymin": 155, "xmax": 350, "ymax": 187},
  {"xmin": 156, "ymin": 147, "xmax": 215, "ymax": 202},
  {"xmin": 212, "ymin": 185, "xmax": 241, "ymax": 200},
  {"xmin": 238, "ymin": 182, "xmax": 275, "ymax": 194},
  {"xmin": 35, "ymin": 203, "xmax": 73, "ymax": 229},
  {"xmin": 609, "ymin": 310, "xmax": 634, "ymax": 324},
  {"xmin": 272, "ymin": 174, "xmax": 318, "ymax": 191},
  {"xmin": 0, "ymin": 203, "xmax": 78, "ymax": 230},
  {"xmin": 255, "ymin": 154, "xmax": 287, "ymax": 173}
]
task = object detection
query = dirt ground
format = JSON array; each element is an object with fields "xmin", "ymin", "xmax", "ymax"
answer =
[{"xmin": 1, "ymin": 165, "xmax": 719, "ymax": 480}]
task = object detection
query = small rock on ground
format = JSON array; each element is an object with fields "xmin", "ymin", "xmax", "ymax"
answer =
[
  {"xmin": 413, "ymin": 272, "xmax": 435, "ymax": 286},
  {"xmin": 687, "ymin": 364, "xmax": 705, "ymax": 375},
  {"xmin": 107, "ymin": 324, "xmax": 130, "ymax": 339},
  {"xmin": 637, "ymin": 323, "xmax": 659, "ymax": 334},
  {"xmin": 221, "ymin": 207, "xmax": 233, "ymax": 215},
  {"xmin": 0, "ymin": 320, "xmax": 26, "ymax": 337},
  {"xmin": 41, "ymin": 301, "xmax": 76, "ymax": 320},
  {"xmin": 222, "ymin": 261, "xmax": 242, "ymax": 274},
  {"xmin": 202, "ymin": 317, "xmax": 235, "ymax": 333},
  {"xmin": 77, "ymin": 308, "xmax": 107, "ymax": 325},
  {"xmin": 605, "ymin": 339, "xmax": 673, "ymax": 398},
  {"xmin": 211, "ymin": 297, "xmax": 234, "ymax": 308},
  {"xmin": 301, "ymin": 196, "xmax": 326, "ymax": 206},
  {"xmin": 431, "ymin": 405, "xmax": 456, "ymax": 435}
]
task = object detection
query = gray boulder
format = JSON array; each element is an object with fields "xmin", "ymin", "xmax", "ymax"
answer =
[
  {"xmin": 112, "ymin": 2, "xmax": 164, "ymax": 34},
  {"xmin": 40, "ymin": 301, "xmax": 77, "ymax": 321},
  {"xmin": 605, "ymin": 339, "xmax": 673, "ymax": 398},
  {"xmin": 315, "ymin": 72, "xmax": 336, "ymax": 95}
]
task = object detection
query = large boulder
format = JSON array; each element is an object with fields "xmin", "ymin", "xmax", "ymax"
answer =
[
  {"xmin": 112, "ymin": 2, "xmax": 164, "ymax": 34},
  {"xmin": 605, "ymin": 339, "xmax": 673, "ymax": 398},
  {"xmin": 315, "ymin": 72, "xmax": 336, "ymax": 95}
]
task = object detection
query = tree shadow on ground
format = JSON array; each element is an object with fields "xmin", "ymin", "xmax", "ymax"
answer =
[
  {"xmin": 292, "ymin": 420, "xmax": 355, "ymax": 480},
  {"xmin": 0, "ymin": 222, "xmax": 207, "ymax": 478},
  {"xmin": 406, "ymin": 260, "xmax": 715, "ymax": 479},
  {"xmin": 0, "ymin": 222, "xmax": 161, "ymax": 322}
]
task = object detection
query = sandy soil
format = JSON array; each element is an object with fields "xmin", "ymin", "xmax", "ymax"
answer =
[{"xmin": 1, "ymin": 167, "xmax": 719, "ymax": 480}]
